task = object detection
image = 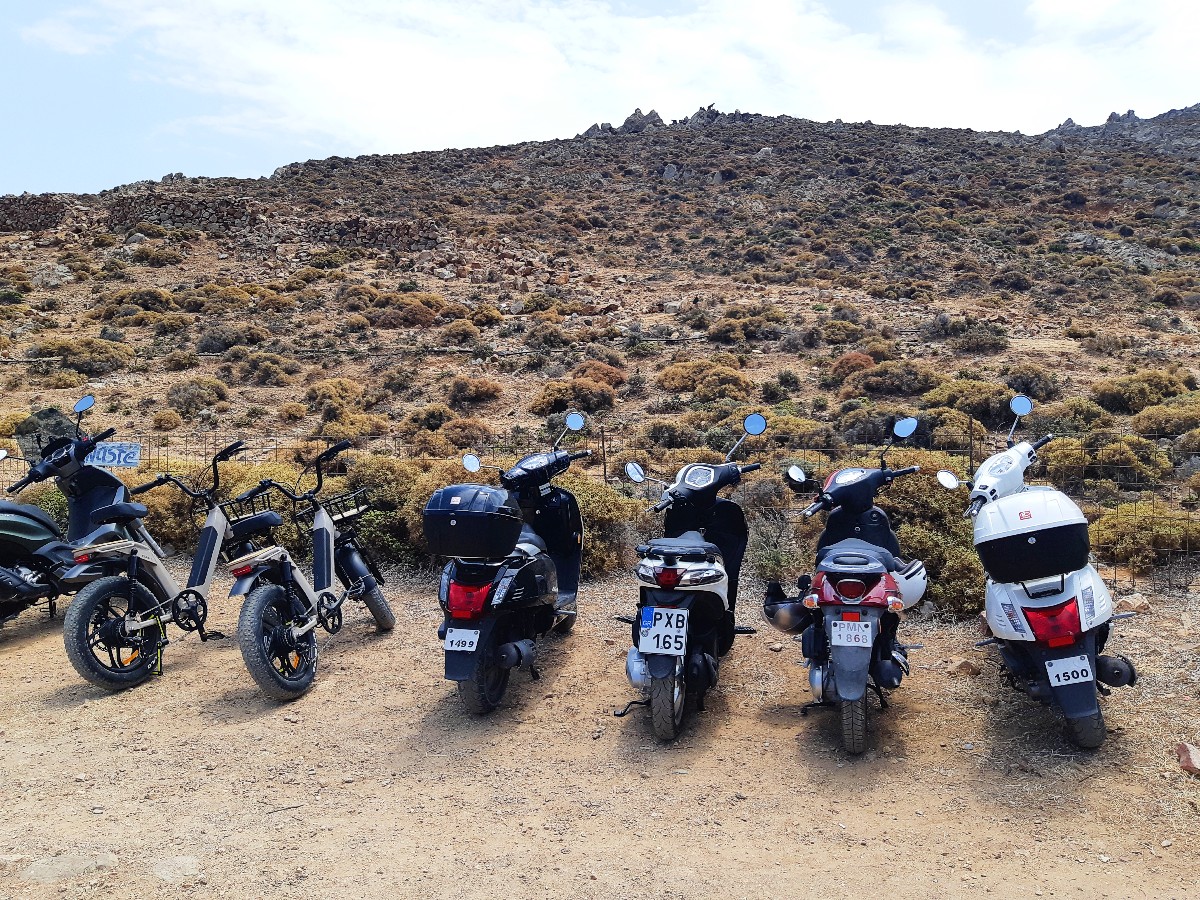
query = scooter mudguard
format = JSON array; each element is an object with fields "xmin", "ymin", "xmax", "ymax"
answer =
[
  {"xmin": 335, "ymin": 544, "xmax": 380, "ymax": 592},
  {"xmin": 444, "ymin": 616, "xmax": 502, "ymax": 681},
  {"xmin": 61, "ymin": 562, "xmax": 105, "ymax": 584},
  {"xmin": 830, "ymin": 644, "xmax": 873, "ymax": 702},
  {"xmin": 230, "ymin": 567, "xmax": 274, "ymax": 598},
  {"xmin": 645, "ymin": 653, "xmax": 678, "ymax": 679},
  {"xmin": 1030, "ymin": 636, "xmax": 1101, "ymax": 718}
]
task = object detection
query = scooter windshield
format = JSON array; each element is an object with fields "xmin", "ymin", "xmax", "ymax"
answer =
[{"xmin": 13, "ymin": 409, "xmax": 77, "ymax": 461}]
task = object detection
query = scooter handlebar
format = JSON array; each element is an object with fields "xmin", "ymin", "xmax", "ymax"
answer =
[
  {"xmin": 1031, "ymin": 434, "xmax": 1055, "ymax": 451},
  {"xmin": 650, "ymin": 495, "xmax": 674, "ymax": 513},
  {"xmin": 889, "ymin": 465, "xmax": 920, "ymax": 477},
  {"xmin": 739, "ymin": 463, "xmax": 761, "ymax": 474},
  {"xmin": 964, "ymin": 497, "xmax": 986, "ymax": 519},
  {"xmin": 129, "ymin": 474, "xmax": 169, "ymax": 496},
  {"xmin": 6, "ymin": 475, "xmax": 34, "ymax": 495},
  {"xmin": 568, "ymin": 450, "xmax": 592, "ymax": 461},
  {"xmin": 234, "ymin": 482, "xmax": 273, "ymax": 503},
  {"xmin": 214, "ymin": 439, "xmax": 246, "ymax": 462}
]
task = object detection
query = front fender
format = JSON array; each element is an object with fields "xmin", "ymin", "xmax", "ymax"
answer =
[{"xmin": 444, "ymin": 615, "xmax": 502, "ymax": 681}]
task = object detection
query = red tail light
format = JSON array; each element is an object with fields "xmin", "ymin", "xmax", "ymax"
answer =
[
  {"xmin": 834, "ymin": 578, "xmax": 867, "ymax": 600},
  {"xmin": 74, "ymin": 552, "xmax": 92, "ymax": 564},
  {"xmin": 653, "ymin": 568, "xmax": 684, "ymax": 589},
  {"xmin": 1025, "ymin": 598, "xmax": 1081, "ymax": 648},
  {"xmin": 231, "ymin": 564, "xmax": 254, "ymax": 578},
  {"xmin": 447, "ymin": 581, "xmax": 491, "ymax": 620}
]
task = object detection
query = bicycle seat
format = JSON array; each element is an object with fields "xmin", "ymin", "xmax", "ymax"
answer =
[
  {"xmin": 816, "ymin": 538, "xmax": 897, "ymax": 574},
  {"xmin": 92, "ymin": 502, "xmax": 148, "ymax": 526},
  {"xmin": 647, "ymin": 531, "xmax": 722, "ymax": 559},
  {"xmin": 230, "ymin": 510, "xmax": 284, "ymax": 539}
]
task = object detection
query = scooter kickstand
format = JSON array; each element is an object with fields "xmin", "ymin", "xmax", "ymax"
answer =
[
  {"xmin": 614, "ymin": 699, "xmax": 649, "ymax": 718},
  {"xmin": 871, "ymin": 682, "xmax": 889, "ymax": 709},
  {"xmin": 799, "ymin": 700, "xmax": 827, "ymax": 717}
]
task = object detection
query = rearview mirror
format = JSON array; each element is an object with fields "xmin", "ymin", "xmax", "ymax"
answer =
[
  {"xmin": 893, "ymin": 417, "xmax": 918, "ymax": 440},
  {"xmin": 1009, "ymin": 395, "xmax": 1033, "ymax": 417},
  {"xmin": 786, "ymin": 465, "xmax": 806, "ymax": 484},
  {"xmin": 0, "ymin": 449, "xmax": 7, "ymax": 462},
  {"xmin": 624, "ymin": 462, "xmax": 646, "ymax": 484},
  {"xmin": 743, "ymin": 413, "xmax": 767, "ymax": 436},
  {"xmin": 73, "ymin": 395, "xmax": 95, "ymax": 415},
  {"xmin": 565, "ymin": 411, "xmax": 586, "ymax": 432},
  {"xmin": 462, "ymin": 454, "xmax": 481, "ymax": 473},
  {"xmin": 936, "ymin": 470, "xmax": 961, "ymax": 490}
]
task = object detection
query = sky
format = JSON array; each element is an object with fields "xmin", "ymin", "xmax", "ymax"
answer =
[{"xmin": 2, "ymin": 0, "xmax": 1198, "ymax": 195}]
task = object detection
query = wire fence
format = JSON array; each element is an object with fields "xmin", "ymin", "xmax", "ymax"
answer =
[{"xmin": 3, "ymin": 424, "xmax": 1199, "ymax": 590}]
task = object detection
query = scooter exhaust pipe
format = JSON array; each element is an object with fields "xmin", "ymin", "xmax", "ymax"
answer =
[
  {"xmin": 1095, "ymin": 654, "xmax": 1137, "ymax": 687},
  {"xmin": 497, "ymin": 639, "xmax": 536, "ymax": 671}
]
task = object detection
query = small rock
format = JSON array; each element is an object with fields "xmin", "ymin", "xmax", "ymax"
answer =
[
  {"xmin": 946, "ymin": 657, "xmax": 981, "ymax": 677},
  {"xmin": 768, "ymin": 642, "xmax": 784, "ymax": 652},
  {"xmin": 153, "ymin": 856, "xmax": 201, "ymax": 885},
  {"xmin": 1161, "ymin": 839, "xmax": 1174, "ymax": 848},
  {"xmin": 1175, "ymin": 742, "xmax": 1200, "ymax": 775},
  {"xmin": 1114, "ymin": 594, "xmax": 1150, "ymax": 614}
]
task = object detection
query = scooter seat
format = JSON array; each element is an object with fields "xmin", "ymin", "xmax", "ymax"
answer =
[
  {"xmin": 516, "ymin": 524, "xmax": 548, "ymax": 554},
  {"xmin": 647, "ymin": 531, "xmax": 722, "ymax": 559},
  {"xmin": 1, "ymin": 502, "xmax": 63, "ymax": 537},
  {"xmin": 230, "ymin": 510, "xmax": 284, "ymax": 539},
  {"xmin": 816, "ymin": 538, "xmax": 898, "ymax": 574},
  {"xmin": 92, "ymin": 501, "xmax": 148, "ymax": 526}
]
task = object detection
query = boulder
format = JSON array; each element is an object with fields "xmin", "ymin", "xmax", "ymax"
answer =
[
  {"xmin": 1175, "ymin": 742, "xmax": 1200, "ymax": 776},
  {"xmin": 946, "ymin": 657, "xmax": 981, "ymax": 677}
]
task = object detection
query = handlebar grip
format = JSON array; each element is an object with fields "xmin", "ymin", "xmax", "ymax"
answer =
[
  {"xmin": 216, "ymin": 439, "xmax": 246, "ymax": 460},
  {"xmin": 92, "ymin": 428, "xmax": 117, "ymax": 443},
  {"xmin": 740, "ymin": 463, "xmax": 762, "ymax": 473},
  {"xmin": 1032, "ymin": 434, "xmax": 1055, "ymax": 451},
  {"xmin": 651, "ymin": 497, "xmax": 673, "ymax": 513},
  {"xmin": 6, "ymin": 476, "xmax": 33, "ymax": 495},
  {"xmin": 128, "ymin": 477, "xmax": 165, "ymax": 496},
  {"xmin": 894, "ymin": 465, "xmax": 920, "ymax": 476},
  {"xmin": 964, "ymin": 497, "xmax": 986, "ymax": 519},
  {"xmin": 802, "ymin": 503, "xmax": 820, "ymax": 518},
  {"xmin": 234, "ymin": 482, "xmax": 271, "ymax": 503},
  {"xmin": 568, "ymin": 450, "xmax": 592, "ymax": 461}
]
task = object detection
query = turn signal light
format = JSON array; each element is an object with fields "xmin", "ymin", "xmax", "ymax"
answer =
[
  {"xmin": 447, "ymin": 581, "xmax": 490, "ymax": 620},
  {"xmin": 1025, "ymin": 597, "xmax": 1081, "ymax": 648},
  {"xmin": 802, "ymin": 594, "xmax": 819, "ymax": 609},
  {"xmin": 231, "ymin": 564, "xmax": 254, "ymax": 578},
  {"xmin": 886, "ymin": 592, "xmax": 904, "ymax": 613}
]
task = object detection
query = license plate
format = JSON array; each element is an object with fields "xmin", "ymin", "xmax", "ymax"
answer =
[
  {"xmin": 830, "ymin": 620, "xmax": 873, "ymax": 647},
  {"xmin": 638, "ymin": 607, "xmax": 689, "ymax": 656},
  {"xmin": 1045, "ymin": 654, "xmax": 1093, "ymax": 686},
  {"xmin": 444, "ymin": 628, "xmax": 480, "ymax": 652}
]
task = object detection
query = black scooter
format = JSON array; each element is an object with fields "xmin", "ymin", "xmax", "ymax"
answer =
[
  {"xmin": 423, "ymin": 412, "xmax": 589, "ymax": 713},
  {"xmin": 615, "ymin": 413, "xmax": 765, "ymax": 740},
  {"xmin": 0, "ymin": 396, "xmax": 146, "ymax": 624}
]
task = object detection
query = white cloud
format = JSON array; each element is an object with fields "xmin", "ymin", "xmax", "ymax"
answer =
[{"xmin": 20, "ymin": 0, "xmax": 1200, "ymax": 161}]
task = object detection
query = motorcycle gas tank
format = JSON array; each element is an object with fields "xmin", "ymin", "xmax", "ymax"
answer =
[
  {"xmin": 0, "ymin": 502, "xmax": 63, "ymax": 555},
  {"xmin": 985, "ymin": 566, "xmax": 1111, "ymax": 641}
]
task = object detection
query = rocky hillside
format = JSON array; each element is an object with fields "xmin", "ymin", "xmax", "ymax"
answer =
[{"xmin": 2, "ymin": 102, "xmax": 1199, "ymax": 494}]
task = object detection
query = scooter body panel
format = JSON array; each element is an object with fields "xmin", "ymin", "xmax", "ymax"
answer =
[{"xmin": 985, "ymin": 566, "xmax": 1111, "ymax": 641}]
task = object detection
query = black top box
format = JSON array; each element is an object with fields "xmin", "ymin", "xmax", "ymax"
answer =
[
  {"xmin": 977, "ymin": 522, "xmax": 1090, "ymax": 584},
  {"xmin": 423, "ymin": 483, "xmax": 523, "ymax": 559}
]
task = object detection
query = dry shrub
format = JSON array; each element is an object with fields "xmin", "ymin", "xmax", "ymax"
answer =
[
  {"xmin": 167, "ymin": 377, "xmax": 228, "ymax": 417},
  {"xmin": 439, "ymin": 320, "xmax": 481, "ymax": 346},
  {"xmin": 440, "ymin": 417, "xmax": 494, "ymax": 448},
  {"xmin": 29, "ymin": 337, "xmax": 134, "ymax": 376},
  {"xmin": 446, "ymin": 376, "xmax": 503, "ymax": 408},
  {"xmin": 152, "ymin": 410, "xmax": 183, "ymax": 431},
  {"xmin": 305, "ymin": 378, "xmax": 364, "ymax": 413},
  {"xmin": 828, "ymin": 351, "xmax": 875, "ymax": 384},
  {"xmin": 920, "ymin": 379, "xmax": 1011, "ymax": 428},
  {"xmin": 572, "ymin": 359, "xmax": 626, "ymax": 387},
  {"xmin": 530, "ymin": 378, "xmax": 615, "ymax": 414},
  {"xmin": 842, "ymin": 360, "xmax": 943, "ymax": 397},
  {"xmin": 1091, "ymin": 368, "xmax": 1195, "ymax": 414}
]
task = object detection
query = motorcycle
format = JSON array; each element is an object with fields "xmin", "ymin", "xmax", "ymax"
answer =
[
  {"xmin": 0, "ymin": 396, "xmax": 146, "ymax": 626},
  {"xmin": 763, "ymin": 417, "xmax": 928, "ymax": 754},
  {"xmin": 61, "ymin": 440, "xmax": 284, "ymax": 690},
  {"xmin": 615, "ymin": 413, "xmax": 766, "ymax": 741},
  {"xmin": 936, "ymin": 394, "xmax": 1136, "ymax": 749},
  {"xmin": 229, "ymin": 439, "xmax": 395, "ymax": 701},
  {"xmin": 423, "ymin": 412, "xmax": 589, "ymax": 714}
]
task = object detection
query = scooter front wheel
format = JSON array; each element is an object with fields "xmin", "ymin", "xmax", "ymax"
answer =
[
  {"xmin": 456, "ymin": 649, "xmax": 510, "ymax": 714},
  {"xmin": 237, "ymin": 584, "xmax": 317, "ymax": 701},
  {"xmin": 63, "ymin": 576, "xmax": 160, "ymax": 691},
  {"xmin": 650, "ymin": 660, "xmax": 686, "ymax": 741},
  {"xmin": 1065, "ymin": 709, "xmax": 1107, "ymax": 749},
  {"xmin": 840, "ymin": 696, "xmax": 867, "ymax": 754}
]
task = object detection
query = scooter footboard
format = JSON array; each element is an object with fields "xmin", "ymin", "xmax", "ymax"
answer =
[{"xmin": 443, "ymin": 616, "xmax": 502, "ymax": 681}]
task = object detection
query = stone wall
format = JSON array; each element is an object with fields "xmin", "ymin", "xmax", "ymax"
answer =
[
  {"xmin": 105, "ymin": 193, "xmax": 263, "ymax": 234},
  {"xmin": 303, "ymin": 216, "xmax": 446, "ymax": 250},
  {"xmin": 0, "ymin": 194, "xmax": 70, "ymax": 232}
]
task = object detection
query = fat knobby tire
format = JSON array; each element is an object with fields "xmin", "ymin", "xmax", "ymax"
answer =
[
  {"xmin": 237, "ymin": 583, "xmax": 316, "ymax": 702},
  {"xmin": 841, "ymin": 696, "xmax": 868, "ymax": 754},
  {"xmin": 361, "ymin": 585, "xmax": 396, "ymax": 632},
  {"xmin": 63, "ymin": 576, "xmax": 158, "ymax": 691}
]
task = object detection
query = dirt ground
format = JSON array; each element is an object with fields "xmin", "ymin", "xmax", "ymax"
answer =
[{"xmin": 1, "ymin": 573, "xmax": 1197, "ymax": 900}]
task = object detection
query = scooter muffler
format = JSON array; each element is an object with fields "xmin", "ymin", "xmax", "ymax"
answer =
[
  {"xmin": 1095, "ymin": 654, "xmax": 1137, "ymax": 687},
  {"xmin": 497, "ymin": 639, "xmax": 536, "ymax": 670}
]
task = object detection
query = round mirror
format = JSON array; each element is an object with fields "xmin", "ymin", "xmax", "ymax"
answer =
[
  {"xmin": 786, "ymin": 464, "xmax": 806, "ymax": 484},
  {"xmin": 462, "ymin": 454, "xmax": 482, "ymax": 473},
  {"xmin": 73, "ymin": 395, "xmax": 95, "ymax": 414},
  {"xmin": 0, "ymin": 449, "xmax": 7, "ymax": 462},
  {"xmin": 565, "ymin": 412, "xmax": 586, "ymax": 432},
  {"xmin": 893, "ymin": 417, "xmax": 918, "ymax": 440},
  {"xmin": 936, "ymin": 470, "xmax": 961, "ymax": 490},
  {"xmin": 624, "ymin": 461, "xmax": 646, "ymax": 484},
  {"xmin": 1009, "ymin": 394, "xmax": 1033, "ymax": 417},
  {"xmin": 743, "ymin": 413, "xmax": 768, "ymax": 436}
]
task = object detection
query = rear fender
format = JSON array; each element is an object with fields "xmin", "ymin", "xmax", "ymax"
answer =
[
  {"xmin": 1032, "ymin": 632, "xmax": 1101, "ymax": 718},
  {"xmin": 825, "ymin": 608, "xmax": 880, "ymax": 702},
  {"xmin": 444, "ymin": 615, "xmax": 502, "ymax": 681},
  {"xmin": 230, "ymin": 564, "xmax": 277, "ymax": 598},
  {"xmin": 645, "ymin": 653, "xmax": 678, "ymax": 679}
]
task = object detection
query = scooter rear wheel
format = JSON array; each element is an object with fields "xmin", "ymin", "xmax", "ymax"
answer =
[
  {"xmin": 840, "ymin": 696, "xmax": 867, "ymax": 754},
  {"xmin": 1065, "ymin": 709, "xmax": 1107, "ymax": 749},
  {"xmin": 456, "ymin": 650, "xmax": 510, "ymax": 714},
  {"xmin": 237, "ymin": 584, "xmax": 317, "ymax": 701},
  {"xmin": 650, "ymin": 661, "xmax": 686, "ymax": 741},
  {"xmin": 63, "ymin": 576, "xmax": 159, "ymax": 691}
]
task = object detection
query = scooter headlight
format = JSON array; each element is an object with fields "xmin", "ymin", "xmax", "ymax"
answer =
[{"xmin": 678, "ymin": 566, "xmax": 723, "ymax": 586}]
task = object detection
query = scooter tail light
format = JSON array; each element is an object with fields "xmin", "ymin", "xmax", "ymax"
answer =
[
  {"xmin": 447, "ymin": 580, "xmax": 491, "ymax": 620},
  {"xmin": 231, "ymin": 564, "xmax": 254, "ymax": 578},
  {"xmin": 653, "ymin": 567, "xmax": 684, "ymax": 590},
  {"xmin": 834, "ymin": 578, "xmax": 867, "ymax": 600},
  {"xmin": 73, "ymin": 552, "xmax": 92, "ymax": 564},
  {"xmin": 841, "ymin": 611, "xmax": 861, "ymax": 622},
  {"xmin": 1024, "ymin": 597, "xmax": 1082, "ymax": 648}
]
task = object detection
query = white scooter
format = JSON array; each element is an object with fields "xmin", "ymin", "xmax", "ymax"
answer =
[{"xmin": 937, "ymin": 394, "xmax": 1137, "ymax": 749}]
